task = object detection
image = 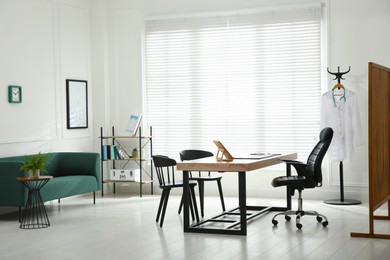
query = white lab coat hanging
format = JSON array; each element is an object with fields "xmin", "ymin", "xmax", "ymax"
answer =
[{"xmin": 320, "ymin": 87, "xmax": 363, "ymax": 162}]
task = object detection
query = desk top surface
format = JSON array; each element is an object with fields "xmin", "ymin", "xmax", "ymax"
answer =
[{"xmin": 176, "ymin": 153, "xmax": 297, "ymax": 172}]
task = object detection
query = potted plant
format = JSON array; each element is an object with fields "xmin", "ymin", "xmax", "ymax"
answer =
[
  {"xmin": 132, "ymin": 148, "xmax": 139, "ymax": 159},
  {"xmin": 20, "ymin": 152, "xmax": 49, "ymax": 177}
]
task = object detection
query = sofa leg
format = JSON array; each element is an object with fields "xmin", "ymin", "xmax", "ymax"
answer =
[
  {"xmin": 93, "ymin": 191, "xmax": 96, "ymax": 204},
  {"xmin": 19, "ymin": 206, "xmax": 21, "ymax": 223},
  {"xmin": 58, "ymin": 198, "xmax": 60, "ymax": 204}
]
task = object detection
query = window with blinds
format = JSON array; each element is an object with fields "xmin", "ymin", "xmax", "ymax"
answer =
[{"xmin": 145, "ymin": 6, "xmax": 323, "ymax": 161}]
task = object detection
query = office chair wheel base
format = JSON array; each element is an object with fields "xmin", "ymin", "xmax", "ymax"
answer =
[
  {"xmin": 296, "ymin": 223, "xmax": 303, "ymax": 229},
  {"xmin": 285, "ymin": 215, "xmax": 291, "ymax": 221},
  {"xmin": 272, "ymin": 219, "xmax": 278, "ymax": 226},
  {"xmin": 322, "ymin": 221, "xmax": 328, "ymax": 227},
  {"xmin": 316, "ymin": 216, "xmax": 323, "ymax": 222}
]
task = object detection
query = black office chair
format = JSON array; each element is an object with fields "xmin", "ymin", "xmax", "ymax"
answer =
[
  {"xmin": 152, "ymin": 155, "xmax": 200, "ymax": 227},
  {"xmin": 179, "ymin": 150, "xmax": 226, "ymax": 218},
  {"xmin": 271, "ymin": 127, "xmax": 333, "ymax": 229}
]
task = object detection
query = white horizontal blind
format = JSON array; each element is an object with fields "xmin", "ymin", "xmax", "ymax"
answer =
[{"xmin": 145, "ymin": 7, "xmax": 322, "ymax": 161}]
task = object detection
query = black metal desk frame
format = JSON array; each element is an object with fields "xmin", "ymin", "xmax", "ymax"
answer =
[{"xmin": 183, "ymin": 163, "xmax": 292, "ymax": 236}]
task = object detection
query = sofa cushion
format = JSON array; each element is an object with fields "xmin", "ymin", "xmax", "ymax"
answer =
[
  {"xmin": 53, "ymin": 153, "xmax": 100, "ymax": 179},
  {"xmin": 40, "ymin": 175, "xmax": 98, "ymax": 202}
]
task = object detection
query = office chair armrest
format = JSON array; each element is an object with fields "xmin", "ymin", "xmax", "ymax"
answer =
[
  {"xmin": 282, "ymin": 159, "xmax": 304, "ymax": 165},
  {"xmin": 291, "ymin": 163, "xmax": 308, "ymax": 174},
  {"xmin": 282, "ymin": 160, "xmax": 308, "ymax": 176}
]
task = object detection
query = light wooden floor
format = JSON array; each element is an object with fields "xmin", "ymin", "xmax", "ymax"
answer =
[{"xmin": 1, "ymin": 194, "xmax": 390, "ymax": 260}]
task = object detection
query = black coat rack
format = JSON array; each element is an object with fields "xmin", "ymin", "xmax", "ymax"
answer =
[
  {"xmin": 324, "ymin": 66, "xmax": 361, "ymax": 205},
  {"xmin": 327, "ymin": 66, "xmax": 350, "ymax": 84}
]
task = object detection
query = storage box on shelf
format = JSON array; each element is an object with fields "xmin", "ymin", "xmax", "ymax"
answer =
[
  {"xmin": 109, "ymin": 169, "xmax": 140, "ymax": 182},
  {"xmin": 99, "ymin": 126, "xmax": 153, "ymax": 197}
]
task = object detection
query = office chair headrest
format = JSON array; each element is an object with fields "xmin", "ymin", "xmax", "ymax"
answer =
[{"xmin": 319, "ymin": 127, "xmax": 333, "ymax": 142}]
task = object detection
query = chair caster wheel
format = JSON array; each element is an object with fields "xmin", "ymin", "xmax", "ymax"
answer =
[
  {"xmin": 285, "ymin": 215, "xmax": 291, "ymax": 221},
  {"xmin": 316, "ymin": 216, "xmax": 323, "ymax": 222},
  {"xmin": 296, "ymin": 223, "xmax": 303, "ymax": 229},
  {"xmin": 322, "ymin": 221, "xmax": 328, "ymax": 227},
  {"xmin": 272, "ymin": 219, "xmax": 278, "ymax": 226}
]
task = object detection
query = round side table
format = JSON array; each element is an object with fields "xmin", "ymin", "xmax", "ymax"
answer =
[{"xmin": 16, "ymin": 176, "xmax": 53, "ymax": 229}]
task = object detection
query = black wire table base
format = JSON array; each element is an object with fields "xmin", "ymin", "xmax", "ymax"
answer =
[{"xmin": 18, "ymin": 178, "xmax": 51, "ymax": 229}]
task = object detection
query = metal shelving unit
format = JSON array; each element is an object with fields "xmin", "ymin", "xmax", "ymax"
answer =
[{"xmin": 99, "ymin": 126, "xmax": 153, "ymax": 197}]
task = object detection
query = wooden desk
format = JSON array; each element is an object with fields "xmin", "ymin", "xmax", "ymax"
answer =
[{"xmin": 177, "ymin": 153, "xmax": 297, "ymax": 236}]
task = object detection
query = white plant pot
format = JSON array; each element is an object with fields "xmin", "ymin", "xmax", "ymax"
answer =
[{"xmin": 29, "ymin": 169, "xmax": 40, "ymax": 177}]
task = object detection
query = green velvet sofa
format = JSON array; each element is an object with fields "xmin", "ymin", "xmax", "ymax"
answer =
[{"xmin": 0, "ymin": 152, "xmax": 101, "ymax": 220}]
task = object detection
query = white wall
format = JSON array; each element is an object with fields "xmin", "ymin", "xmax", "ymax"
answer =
[
  {"xmin": 0, "ymin": 0, "xmax": 94, "ymax": 157},
  {"xmin": 92, "ymin": 0, "xmax": 390, "ymax": 200},
  {"xmin": 89, "ymin": 0, "xmax": 145, "ymax": 194},
  {"xmin": 90, "ymin": 0, "xmax": 143, "ymax": 136}
]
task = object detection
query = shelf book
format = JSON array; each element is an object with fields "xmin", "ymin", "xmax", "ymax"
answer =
[{"xmin": 101, "ymin": 145, "xmax": 126, "ymax": 160}]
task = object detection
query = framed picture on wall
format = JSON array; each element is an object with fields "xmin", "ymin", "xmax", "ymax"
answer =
[{"xmin": 66, "ymin": 79, "xmax": 88, "ymax": 129}]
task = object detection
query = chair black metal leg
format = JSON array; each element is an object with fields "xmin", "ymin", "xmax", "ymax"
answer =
[
  {"xmin": 198, "ymin": 181, "xmax": 204, "ymax": 218},
  {"xmin": 178, "ymin": 186, "xmax": 199, "ymax": 222},
  {"xmin": 178, "ymin": 193, "xmax": 184, "ymax": 214},
  {"xmin": 271, "ymin": 190, "xmax": 329, "ymax": 229},
  {"xmin": 217, "ymin": 179, "xmax": 225, "ymax": 212},
  {"xmin": 160, "ymin": 189, "xmax": 171, "ymax": 227},
  {"xmin": 19, "ymin": 206, "xmax": 21, "ymax": 223},
  {"xmin": 179, "ymin": 192, "xmax": 195, "ymax": 220},
  {"xmin": 156, "ymin": 189, "xmax": 167, "ymax": 222},
  {"xmin": 179, "ymin": 189, "xmax": 197, "ymax": 220},
  {"xmin": 189, "ymin": 188, "xmax": 196, "ymax": 221},
  {"xmin": 190, "ymin": 186, "xmax": 200, "ymax": 222}
]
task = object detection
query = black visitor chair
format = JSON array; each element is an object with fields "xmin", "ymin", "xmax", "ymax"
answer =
[
  {"xmin": 271, "ymin": 127, "xmax": 334, "ymax": 229},
  {"xmin": 152, "ymin": 155, "xmax": 199, "ymax": 227},
  {"xmin": 179, "ymin": 150, "xmax": 226, "ymax": 218}
]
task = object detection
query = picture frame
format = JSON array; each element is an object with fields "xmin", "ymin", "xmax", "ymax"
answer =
[
  {"xmin": 125, "ymin": 114, "xmax": 142, "ymax": 136},
  {"xmin": 66, "ymin": 79, "xmax": 88, "ymax": 129}
]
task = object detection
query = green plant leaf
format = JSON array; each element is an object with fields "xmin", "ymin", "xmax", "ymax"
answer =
[{"xmin": 19, "ymin": 152, "xmax": 50, "ymax": 173}]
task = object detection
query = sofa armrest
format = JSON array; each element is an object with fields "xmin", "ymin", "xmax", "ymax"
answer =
[
  {"xmin": 0, "ymin": 161, "xmax": 28, "ymax": 206},
  {"xmin": 55, "ymin": 153, "xmax": 101, "ymax": 184}
]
